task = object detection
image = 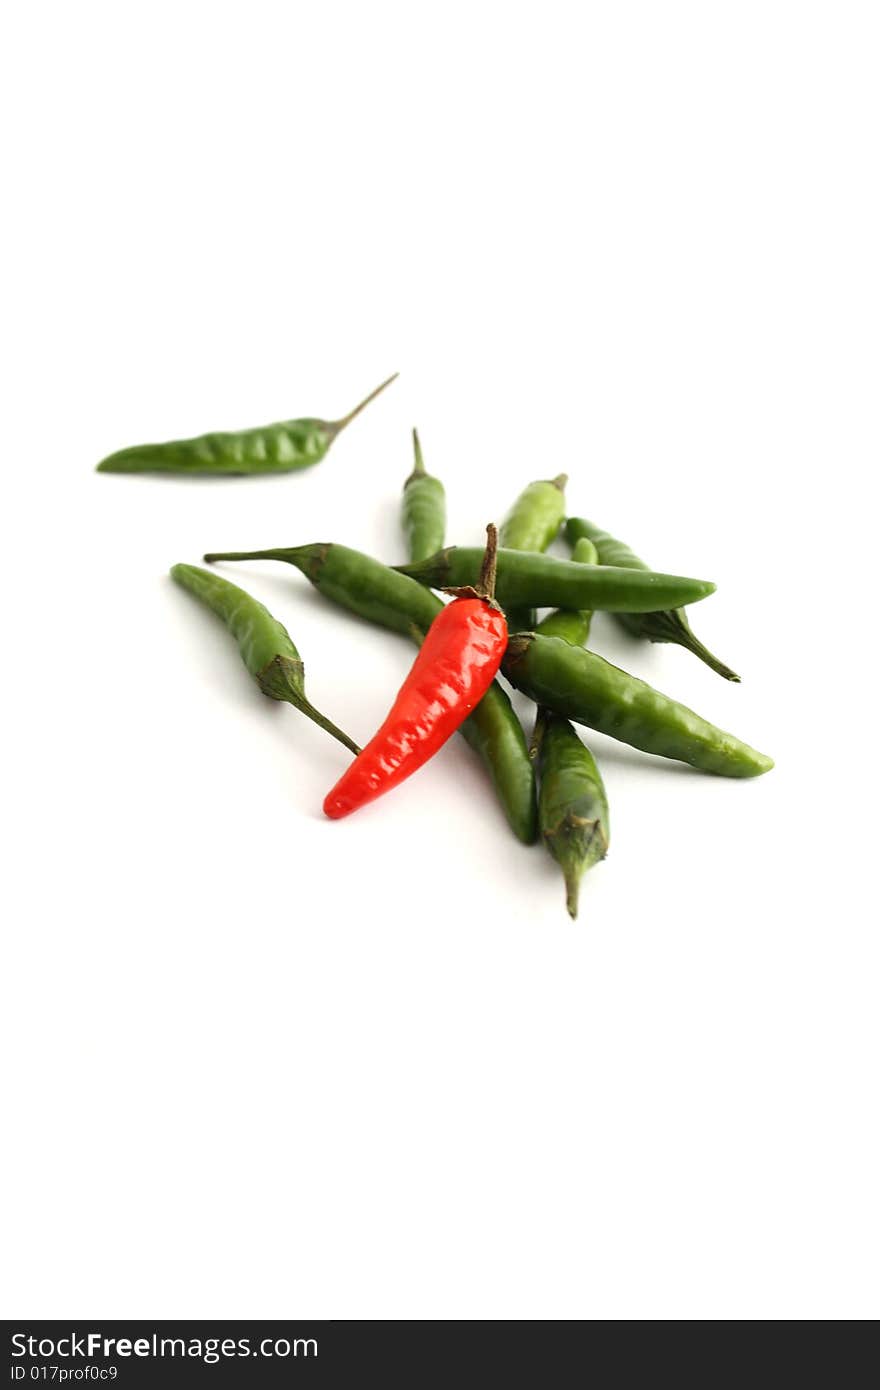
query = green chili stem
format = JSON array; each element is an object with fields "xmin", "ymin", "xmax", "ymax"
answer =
[
  {"xmin": 330, "ymin": 372, "xmax": 399, "ymax": 436},
  {"xmin": 205, "ymin": 548, "xmax": 296, "ymax": 564},
  {"xmin": 409, "ymin": 427, "xmax": 426, "ymax": 477},
  {"xmin": 288, "ymin": 693, "xmax": 361, "ymax": 756},
  {"xmin": 671, "ymin": 624, "xmax": 741, "ymax": 683}
]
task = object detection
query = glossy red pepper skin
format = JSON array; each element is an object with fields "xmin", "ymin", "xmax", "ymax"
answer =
[{"xmin": 324, "ymin": 597, "xmax": 508, "ymax": 819}]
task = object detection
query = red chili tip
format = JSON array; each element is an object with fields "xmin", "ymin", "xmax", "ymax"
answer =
[{"xmin": 323, "ymin": 793, "xmax": 353, "ymax": 819}]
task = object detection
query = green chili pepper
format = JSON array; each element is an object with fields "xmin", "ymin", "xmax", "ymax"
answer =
[
  {"xmin": 204, "ymin": 543, "xmax": 537, "ymax": 842},
  {"xmin": 402, "ymin": 429, "xmax": 446, "ymax": 563},
  {"xmin": 530, "ymin": 535, "xmax": 607, "ymax": 914},
  {"xmin": 170, "ymin": 563, "xmax": 360, "ymax": 754},
  {"xmin": 394, "ymin": 546, "xmax": 715, "ymax": 615},
  {"xmin": 455, "ymin": 686, "xmax": 537, "ymax": 844},
  {"xmin": 534, "ymin": 536, "xmax": 599, "ymax": 645},
  {"xmin": 500, "ymin": 473, "xmax": 568, "ymax": 632},
  {"xmin": 209, "ymin": 543, "xmax": 442, "ymax": 635},
  {"xmin": 564, "ymin": 517, "xmax": 739, "ymax": 681},
  {"xmin": 534, "ymin": 713, "xmax": 609, "ymax": 919},
  {"xmin": 97, "ymin": 374, "xmax": 398, "ymax": 476},
  {"xmin": 504, "ymin": 633, "xmax": 773, "ymax": 778}
]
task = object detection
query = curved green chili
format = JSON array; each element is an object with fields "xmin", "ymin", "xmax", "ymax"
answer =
[
  {"xmin": 170, "ymin": 563, "xmax": 359, "ymax": 754},
  {"xmin": 394, "ymin": 546, "xmax": 715, "ymax": 614},
  {"xmin": 564, "ymin": 517, "xmax": 739, "ymax": 681},
  {"xmin": 98, "ymin": 374, "xmax": 397, "ymax": 476},
  {"xmin": 204, "ymin": 543, "xmax": 537, "ymax": 842},
  {"xmin": 402, "ymin": 429, "xmax": 446, "ymax": 563},
  {"xmin": 499, "ymin": 473, "xmax": 567, "ymax": 632},
  {"xmin": 504, "ymin": 633, "xmax": 773, "ymax": 778},
  {"xmin": 535, "ymin": 714, "xmax": 609, "ymax": 918}
]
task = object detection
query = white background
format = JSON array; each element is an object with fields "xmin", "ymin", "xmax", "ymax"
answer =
[{"xmin": 2, "ymin": 1, "xmax": 878, "ymax": 1320}]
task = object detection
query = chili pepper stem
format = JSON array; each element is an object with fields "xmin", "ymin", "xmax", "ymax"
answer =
[
  {"xmin": 564, "ymin": 873, "xmax": 579, "ymax": 918},
  {"xmin": 328, "ymin": 373, "xmax": 399, "ymax": 438},
  {"xmin": 291, "ymin": 694, "xmax": 361, "ymax": 756},
  {"xmin": 407, "ymin": 427, "xmax": 426, "ymax": 481},
  {"xmin": 441, "ymin": 524, "xmax": 501, "ymax": 606},
  {"xmin": 671, "ymin": 625, "xmax": 741, "ymax": 682},
  {"xmin": 564, "ymin": 861, "xmax": 582, "ymax": 920},
  {"xmin": 478, "ymin": 524, "xmax": 499, "ymax": 597},
  {"xmin": 204, "ymin": 547, "xmax": 299, "ymax": 564}
]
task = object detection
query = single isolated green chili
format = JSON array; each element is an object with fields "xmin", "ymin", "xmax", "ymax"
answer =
[
  {"xmin": 170, "ymin": 563, "xmax": 359, "ymax": 754},
  {"xmin": 504, "ymin": 633, "xmax": 773, "ymax": 778},
  {"xmin": 499, "ymin": 473, "xmax": 568, "ymax": 632},
  {"xmin": 203, "ymin": 543, "xmax": 537, "ymax": 842},
  {"xmin": 402, "ymin": 429, "xmax": 446, "ymax": 563},
  {"xmin": 97, "ymin": 374, "xmax": 398, "ymax": 476},
  {"xmin": 534, "ymin": 714, "xmax": 609, "ymax": 919},
  {"xmin": 565, "ymin": 517, "xmax": 739, "ymax": 682},
  {"xmin": 394, "ymin": 546, "xmax": 715, "ymax": 615}
]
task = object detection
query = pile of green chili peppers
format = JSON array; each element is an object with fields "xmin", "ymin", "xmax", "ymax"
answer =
[{"xmin": 99, "ymin": 373, "xmax": 773, "ymax": 919}]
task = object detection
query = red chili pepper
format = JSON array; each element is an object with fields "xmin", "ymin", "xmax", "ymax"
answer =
[{"xmin": 324, "ymin": 525, "xmax": 507, "ymax": 819}]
